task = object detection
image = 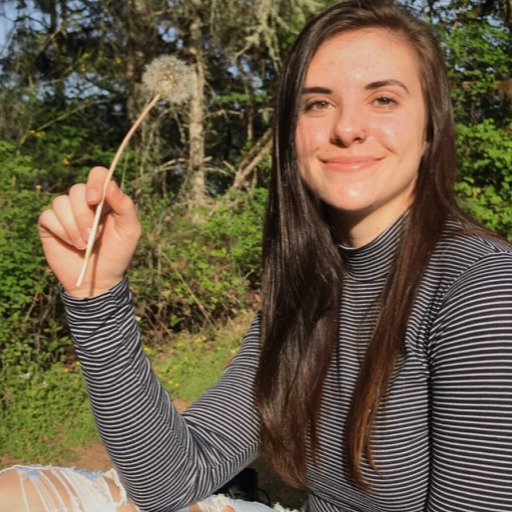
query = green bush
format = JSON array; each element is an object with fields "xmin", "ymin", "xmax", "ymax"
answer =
[
  {"xmin": 131, "ymin": 188, "xmax": 266, "ymax": 334},
  {"xmin": 455, "ymin": 120, "xmax": 512, "ymax": 239},
  {"xmin": 0, "ymin": 141, "xmax": 69, "ymax": 374}
]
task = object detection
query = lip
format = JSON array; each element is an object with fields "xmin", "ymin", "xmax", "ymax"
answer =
[{"xmin": 320, "ymin": 156, "xmax": 384, "ymax": 173}]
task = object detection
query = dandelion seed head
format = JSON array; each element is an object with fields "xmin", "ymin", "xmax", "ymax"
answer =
[{"xmin": 142, "ymin": 55, "xmax": 192, "ymax": 104}]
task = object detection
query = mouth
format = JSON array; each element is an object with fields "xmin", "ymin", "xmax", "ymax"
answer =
[{"xmin": 320, "ymin": 156, "xmax": 384, "ymax": 173}]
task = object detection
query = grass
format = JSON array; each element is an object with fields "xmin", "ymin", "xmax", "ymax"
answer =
[
  {"xmin": 151, "ymin": 309, "xmax": 254, "ymax": 401},
  {"xmin": 0, "ymin": 309, "xmax": 256, "ymax": 468},
  {"xmin": 0, "ymin": 362, "xmax": 100, "ymax": 466}
]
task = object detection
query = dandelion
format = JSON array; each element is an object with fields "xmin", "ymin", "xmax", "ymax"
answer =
[
  {"xmin": 177, "ymin": 342, "xmax": 183, "ymax": 348},
  {"xmin": 76, "ymin": 55, "xmax": 192, "ymax": 286},
  {"xmin": 174, "ymin": 382, "xmax": 180, "ymax": 388},
  {"xmin": 168, "ymin": 380, "xmax": 174, "ymax": 385},
  {"xmin": 143, "ymin": 346, "xmax": 150, "ymax": 353},
  {"xmin": 142, "ymin": 56, "xmax": 192, "ymax": 105},
  {"xmin": 75, "ymin": 361, "xmax": 81, "ymax": 366},
  {"xmin": 63, "ymin": 368, "xmax": 70, "ymax": 373}
]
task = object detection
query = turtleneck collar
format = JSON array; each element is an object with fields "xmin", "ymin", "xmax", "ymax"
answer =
[{"xmin": 337, "ymin": 213, "xmax": 408, "ymax": 281}]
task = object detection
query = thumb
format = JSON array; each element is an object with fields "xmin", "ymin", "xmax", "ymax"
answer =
[{"xmin": 104, "ymin": 180, "xmax": 142, "ymax": 239}]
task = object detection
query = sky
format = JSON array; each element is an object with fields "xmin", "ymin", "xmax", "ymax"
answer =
[{"xmin": 0, "ymin": 5, "xmax": 15, "ymax": 58}]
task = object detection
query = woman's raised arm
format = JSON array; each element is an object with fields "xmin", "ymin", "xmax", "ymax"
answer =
[{"xmin": 38, "ymin": 166, "xmax": 141, "ymax": 297}]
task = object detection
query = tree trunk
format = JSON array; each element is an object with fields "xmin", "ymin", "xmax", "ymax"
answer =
[
  {"xmin": 122, "ymin": 0, "xmax": 160, "ymax": 193},
  {"xmin": 125, "ymin": 0, "xmax": 158, "ymax": 123},
  {"xmin": 182, "ymin": 0, "xmax": 206, "ymax": 208},
  {"xmin": 47, "ymin": 0, "xmax": 67, "ymax": 110}
]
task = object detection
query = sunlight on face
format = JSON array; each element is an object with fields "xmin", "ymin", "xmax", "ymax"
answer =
[{"xmin": 295, "ymin": 29, "xmax": 427, "ymax": 246}]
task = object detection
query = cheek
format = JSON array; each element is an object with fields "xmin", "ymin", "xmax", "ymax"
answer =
[
  {"xmin": 295, "ymin": 120, "xmax": 327, "ymax": 168},
  {"xmin": 374, "ymin": 115, "xmax": 425, "ymax": 156},
  {"xmin": 374, "ymin": 117, "xmax": 405, "ymax": 142}
]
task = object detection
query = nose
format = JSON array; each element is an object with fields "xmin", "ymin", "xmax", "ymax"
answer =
[{"xmin": 330, "ymin": 107, "xmax": 367, "ymax": 146}]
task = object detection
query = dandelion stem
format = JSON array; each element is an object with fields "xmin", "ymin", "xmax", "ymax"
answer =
[{"xmin": 76, "ymin": 93, "xmax": 161, "ymax": 287}]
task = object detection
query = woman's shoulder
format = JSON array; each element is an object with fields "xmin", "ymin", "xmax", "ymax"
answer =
[{"xmin": 429, "ymin": 219, "xmax": 512, "ymax": 290}]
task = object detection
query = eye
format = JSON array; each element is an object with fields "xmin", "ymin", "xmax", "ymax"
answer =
[
  {"xmin": 373, "ymin": 96, "xmax": 397, "ymax": 107},
  {"xmin": 303, "ymin": 99, "xmax": 333, "ymax": 112}
]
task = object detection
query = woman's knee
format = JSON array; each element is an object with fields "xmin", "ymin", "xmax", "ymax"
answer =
[
  {"xmin": 0, "ymin": 467, "xmax": 32, "ymax": 511},
  {"xmin": 0, "ymin": 465, "xmax": 139, "ymax": 512}
]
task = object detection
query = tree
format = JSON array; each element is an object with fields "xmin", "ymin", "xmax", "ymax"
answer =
[
  {"xmin": 162, "ymin": 0, "xmax": 327, "ymax": 206},
  {"xmin": 404, "ymin": 0, "xmax": 512, "ymax": 238}
]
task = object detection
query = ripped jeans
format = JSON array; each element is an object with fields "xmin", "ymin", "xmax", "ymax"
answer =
[{"xmin": 0, "ymin": 465, "xmax": 295, "ymax": 512}]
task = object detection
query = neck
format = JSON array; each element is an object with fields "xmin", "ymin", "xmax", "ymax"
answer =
[{"xmin": 328, "ymin": 201, "xmax": 412, "ymax": 248}]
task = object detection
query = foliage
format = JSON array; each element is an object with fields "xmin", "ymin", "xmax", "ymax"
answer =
[
  {"xmin": 131, "ymin": 188, "xmax": 266, "ymax": 334},
  {"xmin": 455, "ymin": 120, "xmax": 512, "ymax": 238},
  {"xmin": 436, "ymin": 11, "xmax": 512, "ymax": 237},
  {"xmin": 0, "ymin": 132, "xmax": 266, "ymax": 373},
  {"xmin": 0, "ymin": 141, "xmax": 66, "ymax": 371},
  {"xmin": 441, "ymin": 13, "xmax": 512, "ymax": 125}
]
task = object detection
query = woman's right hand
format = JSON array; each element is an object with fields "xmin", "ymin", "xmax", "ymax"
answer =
[{"xmin": 38, "ymin": 167, "xmax": 142, "ymax": 297}]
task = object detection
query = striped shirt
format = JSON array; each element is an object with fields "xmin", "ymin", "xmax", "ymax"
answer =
[{"xmin": 62, "ymin": 217, "xmax": 512, "ymax": 511}]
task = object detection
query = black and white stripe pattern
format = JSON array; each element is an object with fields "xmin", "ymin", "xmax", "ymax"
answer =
[{"xmin": 62, "ymin": 217, "xmax": 512, "ymax": 511}]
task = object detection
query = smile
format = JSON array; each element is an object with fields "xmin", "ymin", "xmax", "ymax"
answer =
[{"xmin": 321, "ymin": 156, "xmax": 383, "ymax": 173}]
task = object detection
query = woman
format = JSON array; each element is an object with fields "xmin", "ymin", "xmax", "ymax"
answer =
[{"xmin": 2, "ymin": 1, "xmax": 512, "ymax": 510}]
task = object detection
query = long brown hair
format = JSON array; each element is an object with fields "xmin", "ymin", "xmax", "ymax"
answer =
[{"xmin": 256, "ymin": 0, "xmax": 468, "ymax": 489}]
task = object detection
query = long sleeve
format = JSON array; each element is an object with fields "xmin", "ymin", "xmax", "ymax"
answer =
[
  {"xmin": 427, "ymin": 252, "xmax": 512, "ymax": 511},
  {"xmin": 62, "ymin": 277, "xmax": 261, "ymax": 512},
  {"xmin": 61, "ymin": 226, "xmax": 512, "ymax": 512}
]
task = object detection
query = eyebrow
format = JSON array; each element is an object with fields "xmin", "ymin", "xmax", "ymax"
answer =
[
  {"xmin": 365, "ymin": 79, "xmax": 410, "ymax": 94},
  {"xmin": 302, "ymin": 80, "xmax": 411, "ymax": 95},
  {"xmin": 302, "ymin": 86, "xmax": 332, "ymax": 95}
]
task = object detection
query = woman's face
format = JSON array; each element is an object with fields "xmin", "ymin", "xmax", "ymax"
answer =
[{"xmin": 295, "ymin": 29, "xmax": 427, "ymax": 247}]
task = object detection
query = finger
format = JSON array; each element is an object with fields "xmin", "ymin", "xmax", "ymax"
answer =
[
  {"xmin": 104, "ymin": 181, "xmax": 141, "ymax": 238},
  {"xmin": 52, "ymin": 192, "xmax": 91, "ymax": 249},
  {"xmin": 38, "ymin": 207, "xmax": 80, "ymax": 250},
  {"xmin": 85, "ymin": 166, "xmax": 110, "ymax": 206},
  {"xmin": 69, "ymin": 182, "xmax": 100, "ymax": 241}
]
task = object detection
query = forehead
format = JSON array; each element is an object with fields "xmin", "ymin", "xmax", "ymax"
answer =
[{"xmin": 305, "ymin": 28, "xmax": 422, "ymax": 88}]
